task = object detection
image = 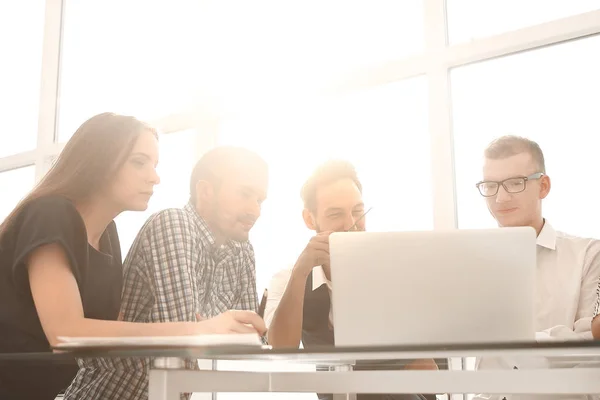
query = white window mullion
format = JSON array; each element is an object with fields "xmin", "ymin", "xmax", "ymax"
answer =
[
  {"xmin": 328, "ymin": 9, "xmax": 600, "ymax": 97},
  {"xmin": 427, "ymin": 67, "xmax": 457, "ymax": 230},
  {"xmin": 35, "ymin": 0, "xmax": 64, "ymax": 182},
  {"xmin": 444, "ymin": 8, "xmax": 600, "ymax": 69},
  {"xmin": 425, "ymin": 1, "xmax": 463, "ymax": 397},
  {"xmin": 328, "ymin": 53, "xmax": 428, "ymax": 95},
  {"xmin": 0, "ymin": 151, "xmax": 38, "ymax": 172},
  {"xmin": 151, "ymin": 110, "xmax": 200, "ymax": 135},
  {"xmin": 425, "ymin": 0, "xmax": 457, "ymax": 230}
]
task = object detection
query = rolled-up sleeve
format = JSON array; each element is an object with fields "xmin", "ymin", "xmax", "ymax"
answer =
[{"xmin": 123, "ymin": 209, "xmax": 200, "ymax": 324}]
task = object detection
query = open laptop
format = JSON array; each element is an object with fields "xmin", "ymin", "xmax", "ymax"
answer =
[{"xmin": 329, "ymin": 228, "xmax": 536, "ymax": 347}]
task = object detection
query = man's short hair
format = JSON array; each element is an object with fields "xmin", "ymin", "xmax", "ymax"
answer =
[
  {"xmin": 189, "ymin": 146, "xmax": 267, "ymax": 202},
  {"xmin": 300, "ymin": 160, "xmax": 362, "ymax": 212},
  {"xmin": 484, "ymin": 135, "xmax": 546, "ymax": 173}
]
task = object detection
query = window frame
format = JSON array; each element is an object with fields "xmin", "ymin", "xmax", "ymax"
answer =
[{"xmin": 1, "ymin": 0, "xmax": 594, "ymax": 226}]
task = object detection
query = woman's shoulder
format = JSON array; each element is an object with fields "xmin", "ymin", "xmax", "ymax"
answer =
[
  {"xmin": 22, "ymin": 195, "xmax": 81, "ymax": 219},
  {"xmin": 2, "ymin": 196, "xmax": 90, "ymax": 287},
  {"xmin": 24, "ymin": 195, "xmax": 77, "ymax": 212},
  {"xmin": 14, "ymin": 195, "xmax": 86, "ymax": 237}
]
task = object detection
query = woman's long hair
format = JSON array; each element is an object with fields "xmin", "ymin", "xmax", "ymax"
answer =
[{"xmin": 0, "ymin": 112, "xmax": 157, "ymax": 242}]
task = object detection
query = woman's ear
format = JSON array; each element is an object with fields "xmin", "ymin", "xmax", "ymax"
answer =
[{"xmin": 302, "ymin": 208, "xmax": 316, "ymax": 230}]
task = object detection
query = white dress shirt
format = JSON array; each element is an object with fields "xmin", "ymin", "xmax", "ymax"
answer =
[
  {"xmin": 264, "ymin": 265, "xmax": 331, "ymax": 332},
  {"xmin": 533, "ymin": 221, "xmax": 600, "ymax": 340},
  {"xmin": 475, "ymin": 221, "xmax": 600, "ymax": 400}
]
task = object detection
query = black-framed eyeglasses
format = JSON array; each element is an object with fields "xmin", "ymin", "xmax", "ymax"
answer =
[{"xmin": 476, "ymin": 172, "xmax": 545, "ymax": 197}]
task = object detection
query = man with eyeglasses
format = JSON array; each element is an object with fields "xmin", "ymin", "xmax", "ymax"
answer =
[
  {"xmin": 476, "ymin": 135, "xmax": 600, "ymax": 341},
  {"xmin": 473, "ymin": 135, "xmax": 600, "ymax": 400}
]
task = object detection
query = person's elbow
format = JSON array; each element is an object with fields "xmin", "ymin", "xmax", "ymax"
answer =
[
  {"xmin": 36, "ymin": 309, "xmax": 84, "ymax": 348},
  {"xmin": 267, "ymin": 321, "xmax": 301, "ymax": 349},
  {"xmin": 44, "ymin": 331, "xmax": 64, "ymax": 348},
  {"xmin": 592, "ymin": 316, "xmax": 600, "ymax": 339},
  {"xmin": 34, "ymin": 311, "xmax": 82, "ymax": 348},
  {"xmin": 267, "ymin": 334, "xmax": 301, "ymax": 349}
]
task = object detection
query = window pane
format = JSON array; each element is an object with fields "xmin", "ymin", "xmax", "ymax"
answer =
[
  {"xmin": 0, "ymin": 1, "xmax": 45, "ymax": 157},
  {"xmin": 0, "ymin": 166, "xmax": 36, "ymax": 223},
  {"xmin": 115, "ymin": 129, "xmax": 199, "ymax": 257},
  {"xmin": 452, "ymin": 35, "xmax": 600, "ymax": 238},
  {"xmin": 58, "ymin": 0, "xmax": 423, "ymax": 142},
  {"xmin": 216, "ymin": 78, "xmax": 430, "ymax": 400},
  {"xmin": 448, "ymin": 0, "xmax": 600, "ymax": 43},
  {"xmin": 219, "ymin": 77, "xmax": 431, "ymax": 294}
]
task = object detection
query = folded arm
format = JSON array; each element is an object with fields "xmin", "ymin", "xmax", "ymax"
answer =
[{"xmin": 543, "ymin": 240, "xmax": 600, "ymax": 342}]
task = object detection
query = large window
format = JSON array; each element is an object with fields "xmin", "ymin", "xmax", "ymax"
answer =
[
  {"xmin": 219, "ymin": 77, "xmax": 431, "ymax": 293},
  {"xmin": 0, "ymin": 166, "xmax": 36, "ymax": 223},
  {"xmin": 2, "ymin": 2, "xmax": 600, "ymax": 398},
  {"xmin": 58, "ymin": 0, "xmax": 423, "ymax": 142},
  {"xmin": 0, "ymin": 1, "xmax": 46, "ymax": 157},
  {"xmin": 453, "ymin": 35, "xmax": 600, "ymax": 238},
  {"xmin": 57, "ymin": 0, "xmax": 208, "ymax": 141}
]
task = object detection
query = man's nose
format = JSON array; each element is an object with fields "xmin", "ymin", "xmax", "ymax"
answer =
[
  {"xmin": 345, "ymin": 214, "xmax": 357, "ymax": 231},
  {"xmin": 495, "ymin": 185, "xmax": 512, "ymax": 202},
  {"xmin": 247, "ymin": 199, "xmax": 261, "ymax": 218}
]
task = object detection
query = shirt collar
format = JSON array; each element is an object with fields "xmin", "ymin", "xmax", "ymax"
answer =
[
  {"xmin": 183, "ymin": 201, "xmax": 243, "ymax": 255},
  {"xmin": 536, "ymin": 219, "xmax": 557, "ymax": 250},
  {"xmin": 312, "ymin": 266, "xmax": 331, "ymax": 291}
]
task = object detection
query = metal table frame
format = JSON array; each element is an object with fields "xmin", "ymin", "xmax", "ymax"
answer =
[
  {"xmin": 4, "ymin": 340, "xmax": 600, "ymax": 400},
  {"xmin": 142, "ymin": 342, "xmax": 600, "ymax": 399}
]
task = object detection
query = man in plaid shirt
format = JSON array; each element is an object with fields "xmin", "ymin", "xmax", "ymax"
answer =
[{"xmin": 64, "ymin": 146, "xmax": 269, "ymax": 400}]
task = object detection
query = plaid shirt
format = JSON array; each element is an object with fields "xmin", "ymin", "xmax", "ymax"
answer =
[{"xmin": 63, "ymin": 202, "xmax": 258, "ymax": 400}]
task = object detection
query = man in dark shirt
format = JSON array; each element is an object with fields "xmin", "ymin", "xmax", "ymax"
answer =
[
  {"xmin": 264, "ymin": 160, "xmax": 439, "ymax": 400},
  {"xmin": 65, "ymin": 146, "xmax": 269, "ymax": 400}
]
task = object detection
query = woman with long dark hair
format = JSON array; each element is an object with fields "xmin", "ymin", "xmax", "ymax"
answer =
[{"xmin": 0, "ymin": 113, "xmax": 265, "ymax": 399}]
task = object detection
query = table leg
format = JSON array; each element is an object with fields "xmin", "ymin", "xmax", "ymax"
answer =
[
  {"xmin": 333, "ymin": 395, "xmax": 357, "ymax": 400},
  {"xmin": 211, "ymin": 360, "xmax": 218, "ymax": 400},
  {"xmin": 333, "ymin": 364, "xmax": 357, "ymax": 400},
  {"xmin": 149, "ymin": 358, "xmax": 185, "ymax": 400}
]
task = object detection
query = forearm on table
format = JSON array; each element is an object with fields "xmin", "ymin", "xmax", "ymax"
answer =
[{"xmin": 46, "ymin": 318, "xmax": 201, "ymax": 347}]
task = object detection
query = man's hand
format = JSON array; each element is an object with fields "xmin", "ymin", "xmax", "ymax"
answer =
[
  {"xmin": 404, "ymin": 359, "xmax": 439, "ymax": 370},
  {"xmin": 292, "ymin": 231, "xmax": 333, "ymax": 278},
  {"xmin": 198, "ymin": 310, "xmax": 267, "ymax": 335}
]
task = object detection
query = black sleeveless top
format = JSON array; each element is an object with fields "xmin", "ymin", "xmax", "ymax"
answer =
[{"xmin": 0, "ymin": 196, "xmax": 123, "ymax": 399}]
